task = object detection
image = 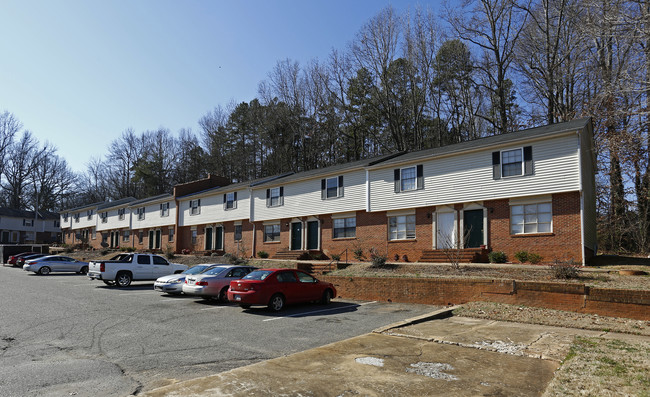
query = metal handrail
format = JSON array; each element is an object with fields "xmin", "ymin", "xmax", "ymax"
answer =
[{"xmin": 327, "ymin": 248, "xmax": 347, "ymax": 273}]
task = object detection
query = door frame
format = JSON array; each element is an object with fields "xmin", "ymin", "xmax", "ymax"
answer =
[
  {"xmin": 290, "ymin": 219, "xmax": 303, "ymax": 250},
  {"xmin": 306, "ymin": 217, "xmax": 320, "ymax": 250},
  {"xmin": 433, "ymin": 206, "xmax": 457, "ymax": 249},
  {"xmin": 460, "ymin": 203, "xmax": 487, "ymax": 249}
]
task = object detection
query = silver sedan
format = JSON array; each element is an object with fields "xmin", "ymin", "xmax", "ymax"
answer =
[
  {"xmin": 23, "ymin": 255, "xmax": 89, "ymax": 275},
  {"xmin": 182, "ymin": 265, "xmax": 255, "ymax": 301},
  {"xmin": 154, "ymin": 264, "xmax": 220, "ymax": 295}
]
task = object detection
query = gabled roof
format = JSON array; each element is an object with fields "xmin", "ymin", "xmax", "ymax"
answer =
[
  {"xmin": 371, "ymin": 118, "xmax": 592, "ymax": 169},
  {"xmin": 128, "ymin": 194, "xmax": 173, "ymax": 207},
  {"xmin": 62, "ymin": 201, "xmax": 104, "ymax": 213},
  {"xmin": 0, "ymin": 208, "xmax": 59, "ymax": 220},
  {"xmin": 97, "ymin": 197, "xmax": 137, "ymax": 211}
]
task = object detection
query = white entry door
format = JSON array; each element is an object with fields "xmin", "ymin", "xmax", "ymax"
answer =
[{"xmin": 436, "ymin": 212, "xmax": 456, "ymax": 249}]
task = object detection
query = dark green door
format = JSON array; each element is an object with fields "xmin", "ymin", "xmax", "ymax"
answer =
[
  {"xmin": 306, "ymin": 221, "xmax": 319, "ymax": 250},
  {"xmin": 155, "ymin": 230, "xmax": 161, "ymax": 249},
  {"xmin": 463, "ymin": 209, "xmax": 484, "ymax": 248},
  {"xmin": 205, "ymin": 227, "xmax": 213, "ymax": 250},
  {"xmin": 215, "ymin": 226, "xmax": 223, "ymax": 250},
  {"xmin": 291, "ymin": 222, "xmax": 302, "ymax": 250},
  {"xmin": 149, "ymin": 230, "xmax": 155, "ymax": 249}
]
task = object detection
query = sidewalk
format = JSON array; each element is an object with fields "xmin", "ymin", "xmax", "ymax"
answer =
[{"xmin": 141, "ymin": 307, "xmax": 648, "ymax": 397}]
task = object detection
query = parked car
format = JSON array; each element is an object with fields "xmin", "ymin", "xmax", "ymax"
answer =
[
  {"xmin": 16, "ymin": 253, "xmax": 47, "ymax": 268},
  {"xmin": 154, "ymin": 264, "xmax": 221, "ymax": 295},
  {"xmin": 7, "ymin": 251, "xmax": 37, "ymax": 267},
  {"xmin": 23, "ymin": 255, "xmax": 89, "ymax": 275},
  {"xmin": 183, "ymin": 265, "xmax": 256, "ymax": 301},
  {"xmin": 227, "ymin": 268, "xmax": 336, "ymax": 311},
  {"xmin": 88, "ymin": 253, "xmax": 188, "ymax": 287}
]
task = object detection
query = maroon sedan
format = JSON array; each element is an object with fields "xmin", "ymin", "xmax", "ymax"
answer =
[
  {"xmin": 228, "ymin": 268, "xmax": 336, "ymax": 311},
  {"xmin": 7, "ymin": 252, "xmax": 37, "ymax": 267}
]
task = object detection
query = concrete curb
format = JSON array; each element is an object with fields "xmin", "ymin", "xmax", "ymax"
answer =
[{"xmin": 372, "ymin": 305, "xmax": 461, "ymax": 334}]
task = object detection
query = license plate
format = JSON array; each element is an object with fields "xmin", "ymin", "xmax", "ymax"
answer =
[{"xmin": 234, "ymin": 294, "xmax": 241, "ymax": 301}]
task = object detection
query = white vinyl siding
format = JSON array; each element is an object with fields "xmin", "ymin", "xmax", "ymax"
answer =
[
  {"xmin": 252, "ymin": 169, "xmax": 367, "ymax": 222},
  {"xmin": 97, "ymin": 206, "xmax": 132, "ymax": 232},
  {"xmin": 131, "ymin": 200, "xmax": 176, "ymax": 229},
  {"xmin": 369, "ymin": 134, "xmax": 580, "ymax": 212},
  {"xmin": 178, "ymin": 190, "xmax": 250, "ymax": 227}
]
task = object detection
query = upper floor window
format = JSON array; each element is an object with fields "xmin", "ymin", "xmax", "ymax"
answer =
[
  {"xmin": 493, "ymin": 146, "xmax": 533, "ymax": 179},
  {"xmin": 160, "ymin": 202, "xmax": 170, "ymax": 217},
  {"xmin": 100, "ymin": 212, "xmax": 108, "ymax": 223},
  {"xmin": 63, "ymin": 213, "xmax": 69, "ymax": 222},
  {"xmin": 54, "ymin": 220, "xmax": 60, "ymax": 228},
  {"xmin": 86, "ymin": 210, "xmax": 93, "ymax": 220},
  {"xmin": 321, "ymin": 176, "xmax": 344, "ymax": 199},
  {"xmin": 510, "ymin": 202, "xmax": 552, "ymax": 234},
  {"xmin": 190, "ymin": 199, "xmax": 201, "ymax": 215},
  {"xmin": 118, "ymin": 208, "xmax": 125, "ymax": 220},
  {"xmin": 394, "ymin": 165, "xmax": 423, "ymax": 193},
  {"xmin": 23, "ymin": 219, "xmax": 34, "ymax": 227},
  {"xmin": 137, "ymin": 207, "xmax": 145, "ymax": 221},
  {"xmin": 224, "ymin": 192, "xmax": 237, "ymax": 210},
  {"xmin": 74, "ymin": 213, "xmax": 80, "ymax": 223},
  {"xmin": 266, "ymin": 187, "xmax": 283, "ymax": 207}
]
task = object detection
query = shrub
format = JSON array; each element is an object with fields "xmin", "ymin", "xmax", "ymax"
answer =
[
  {"xmin": 514, "ymin": 250, "xmax": 529, "ymax": 263},
  {"xmin": 528, "ymin": 253, "xmax": 543, "ymax": 264},
  {"xmin": 401, "ymin": 254, "xmax": 409, "ymax": 262},
  {"xmin": 164, "ymin": 245, "xmax": 175, "ymax": 259},
  {"xmin": 488, "ymin": 251, "xmax": 507, "ymax": 263},
  {"xmin": 352, "ymin": 247, "xmax": 365, "ymax": 261},
  {"xmin": 550, "ymin": 259, "xmax": 580, "ymax": 279},
  {"xmin": 257, "ymin": 251, "xmax": 269, "ymax": 258},
  {"xmin": 224, "ymin": 252, "xmax": 247, "ymax": 266},
  {"xmin": 394, "ymin": 253, "xmax": 400, "ymax": 261},
  {"xmin": 125, "ymin": 247, "xmax": 136, "ymax": 252},
  {"xmin": 369, "ymin": 248, "xmax": 387, "ymax": 267},
  {"xmin": 181, "ymin": 248, "xmax": 191, "ymax": 255},
  {"xmin": 100, "ymin": 249, "xmax": 109, "ymax": 256}
]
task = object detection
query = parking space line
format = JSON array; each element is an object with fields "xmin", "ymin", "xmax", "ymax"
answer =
[
  {"xmin": 159, "ymin": 299, "xmax": 187, "ymax": 303},
  {"xmin": 262, "ymin": 301, "xmax": 377, "ymax": 322},
  {"xmin": 200, "ymin": 306, "xmax": 226, "ymax": 311},
  {"xmin": 118, "ymin": 291, "xmax": 153, "ymax": 296}
]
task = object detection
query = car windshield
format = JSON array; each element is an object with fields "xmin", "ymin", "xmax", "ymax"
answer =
[
  {"xmin": 203, "ymin": 267, "xmax": 228, "ymax": 276},
  {"xmin": 184, "ymin": 265, "xmax": 212, "ymax": 275},
  {"xmin": 243, "ymin": 270, "xmax": 273, "ymax": 281}
]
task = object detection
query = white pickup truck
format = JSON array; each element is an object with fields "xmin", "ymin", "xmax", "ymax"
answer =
[{"xmin": 88, "ymin": 253, "xmax": 188, "ymax": 287}]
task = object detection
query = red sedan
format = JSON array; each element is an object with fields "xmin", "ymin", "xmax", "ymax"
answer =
[
  {"xmin": 228, "ymin": 268, "xmax": 336, "ymax": 311},
  {"xmin": 7, "ymin": 252, "xmax": 37, "ymax": 267}
]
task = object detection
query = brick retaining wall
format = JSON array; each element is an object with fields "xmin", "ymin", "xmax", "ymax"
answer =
[{"xmin": 322, "ymin": 276, "xmax": 650, "ymax": 321}]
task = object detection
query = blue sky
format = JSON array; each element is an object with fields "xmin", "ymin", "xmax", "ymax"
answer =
[{"xmin": 1, "ymin": 0, "xmax": 439, "ymax": 173}]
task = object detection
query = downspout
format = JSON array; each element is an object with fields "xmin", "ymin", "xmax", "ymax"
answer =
[
  {"xmin": 174, "ymin": 198, "xmax": 180, "ymax": 253},
  {"xmin": 249, "ymin": 187, "xmax": 256, "ymax": 258},
  {"xmin": 577, "ymin": 131, "xmax": 586, "ymax": 266}
]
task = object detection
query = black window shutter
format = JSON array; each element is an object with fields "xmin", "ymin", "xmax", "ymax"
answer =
[
  {"xmin": 523, "ymin": 146, "xmax": 533, "ymax": 175},
  {"xmin": 279, "ymin": 187, "xmax": 284, "ymax": 206},
  {"xmin": 233, "ymin": 192, "xmax": 237, "ymax": 208},
  {"xmin": 223, "ymin": 193, "xmax": 227, "ymax": 209},
  {"xmin": 266, "ymin": 189, "xmax": 270, "ymax": 207},
  {"xmin": 338, "ymin": 175, "xmax": 344, "ymax": 197},
  {"xmin": 492, "ymin": 151, "xmax": 501, "ymax": 180},
  {"xmin": 416, "ymin": 165, "xmax": 424, "ymax": 190},
  {"xmin": 197, "ymin": 199, "xmax": 200, "ymax": 207},
  {"xmin": 394, "ymin": 169, "xmax": 401, "ymax": 193},
  {"xmin": 321, "ymin": 179, "xmax": 326, "ymax": 200}
]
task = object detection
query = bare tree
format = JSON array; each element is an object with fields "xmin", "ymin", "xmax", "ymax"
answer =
[
  {"xmin": 2, "ymin": 131, "xmax": 39, "ymax": 209},
  {"xmin": 0, "ymin": 111, "xmax": 21, "ymax": 178}
]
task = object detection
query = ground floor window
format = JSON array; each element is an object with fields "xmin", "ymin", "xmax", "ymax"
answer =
[
  {"xmin": 168, "ymin": 228, "xmax": 174, "ymax": 242},
  {"xmin": 388, "ymin": 215, "xmax": 416, "ymax": 240},
  {"xmin": 123, "ymin": 230, "xmax": 130, "ymax": 242},
  {"xmin": 138, "ymin": 231, "xmax": 143, "ymax": 244},
  {"xmin": 264, "ymin": 224, "xmax": 280, "ymax": 242},
  {"xmin": 510, "ymin": 202, "xmax": 552, "ymax": 234},
  {"xmin": 333, "ymin": 217, "xmax": 356, "ymax": 238},
  {"xmin": 191, "ymin": 229, "xmax": 197, "ymax": 245},
  {"xmin": 234, "ymin": 224, "xmax": 242, "ymax": 241}
]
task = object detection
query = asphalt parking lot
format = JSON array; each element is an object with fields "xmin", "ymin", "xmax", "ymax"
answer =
[{"xmin": 0, "ymin": 264, "xmax": 441, "ymax": 396}]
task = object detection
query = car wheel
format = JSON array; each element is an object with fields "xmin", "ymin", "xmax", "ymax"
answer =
[
  {"xmin": 38, "ymin": 266, "xmax": 51, "ymax": 275},
  {"xmin": 115, "ymin": 272, "xmax": 132, "ymax": 287},
  {"xmin": 78, "ymin": 266, "xmax": 89, "ymax": 275},
  {"xmin": 268, "ymin": 294, "xmax": 285, "ymax": 312},
  {"xmin": 103, "ymin": 280, "xmax": 115, "ymax": 286},
  {"xmin": 219, "ymin": 286, "xmax": 229, "ymax": 303},
  {"xmin": 240, "ymin": 304, "xmax": 251, "ymax": 309},
  {"xmin": 321, "ymin": 289, "xmax": 332, "ymax": 305}
]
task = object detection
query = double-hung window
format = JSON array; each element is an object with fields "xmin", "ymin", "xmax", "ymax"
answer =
[
  {"xmin": 224, "ymin": 192, "xmax": 237, "ymax": 210},
  {"xmin": 510, "ymin": 202, "xmax": 552, "ymax": 234},
  {"xmin": 137, "ymin": 207, "xmax": 145, "ymax": 221},
  {"xmin": 264, "ymin": 224, "xmax": 281, "ymax": 242},
  {"xmin": 333, "ymin": 217, "xmax": 356, "ymax": 239},
  {"xmin": 23, "ymin": 219, "xmax": 34, "ymax": 227},
  {"xmin": 74, "ymin": 214, "xmax": 80, "ymax": 223},
  {"xmin": 63, "ymin": 213, "xmax": 69, "ymax": 222},
  {"xmin": 321, "ymin": 176, "xmax": 344, "ymax": 199},
  {"xmin": 388, "ymin": 215, "xmax": 416, "ymax": 240},
  {"xmin": 100, "ymin": 212, "xmax": 108, "ymax": 223},
  {"xmin": 266, "ymin": 187, "xmax": 283, "ymax": 207},
  {"xmin": 168, "ymin": 227, "xmax": 174, "ymax": 242},
  {"xmin": 160, "ymin": 202, "xmax": 169, "ymax": 217},
  {"xmin": 123, "ymin": 230, "xmax": 130, "ymax": 242},
  {"xmin": 190, "ymin": 199, "xmax": 201, "ymax": 215},
  {"xmin": 118, "ymin": 208, "xmax": 125, "ymax": 220},
  {"xmin": 234, "ymin": 224, "xmax": 242, "ymax": 241},
  {"xmin": 87, "ymin": 210, "xmax": 93, "ymax": 220},
  {"xmin": 493, "ymin": 146, "xmax": 533, "ymax": 179},
  {"xmin": 394, "ymin": 165, "xmax": 424, "ymax": 192}
]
